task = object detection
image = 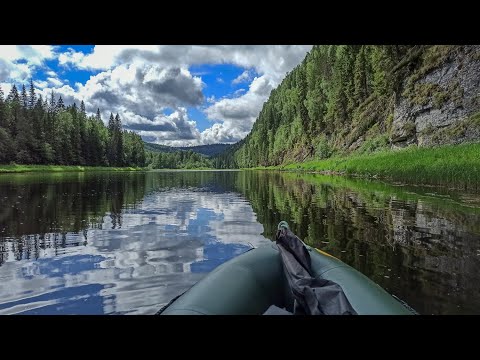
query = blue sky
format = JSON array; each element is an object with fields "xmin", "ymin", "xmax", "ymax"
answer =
[{"xmin": 0, "ymin": 45, "xmax": 311, "ymax": 146}]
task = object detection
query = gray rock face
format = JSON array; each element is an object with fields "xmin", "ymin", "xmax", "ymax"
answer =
[
  {"xmin": 391, "ymin": 46, "xmax": 480, "ymax": 147},
  {"xmin": 348, "ymin": 136, "xmax": 364, "ymax": 151}
]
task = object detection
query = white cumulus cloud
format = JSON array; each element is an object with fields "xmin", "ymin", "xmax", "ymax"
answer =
[
  {"xmin": 232, "ymin": 70, "xmax": 252, "ymax": 85},
  {"xmin": 9, "ymin": 45, "xmax": 312, "ymax": 146},
  {"xmin": 0, "ymin": 45, "xmax": 56, "ymax": 83}
]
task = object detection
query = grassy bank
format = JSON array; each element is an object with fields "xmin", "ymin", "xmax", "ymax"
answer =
[
  {"xmin": 150, "ymin": 167, "xmax": 215, "ymax": 171},
  {"xmin": 250, "ymin": 142, "xmax": 480, "ymax": 189},
  {"xmin": 0, "ymin": 165, "xmax": 145, "ymax": 174}
]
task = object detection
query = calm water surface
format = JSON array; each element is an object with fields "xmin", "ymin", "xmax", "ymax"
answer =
[{"xmin": 1, "ymin": 170, "xmax": 479, "ymax": 314}]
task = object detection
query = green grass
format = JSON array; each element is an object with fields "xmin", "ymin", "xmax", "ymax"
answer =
[
  {"xmin": 279, "ymin": 172, "xmax": 480, "ymax": 215},
  {"xmin": 250, "ymin": 142, "xmax": 480, "ymax": 189},
  {"xmin": 0, "ymin": 165, "xmax": 145, "ymax": 174},
  {"xmin": 152, "ymin": 167, "xmax": 215, "ymax": 171}
]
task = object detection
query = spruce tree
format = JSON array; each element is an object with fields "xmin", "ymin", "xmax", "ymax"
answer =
[
  {"xmin": 0, "ymin": 79, "xmax": 145, "ymax": 167},
  {"xmin": 57, "ymin": 96, "xmax": 65, "ymax": 110},
  {"xmin": 7, "ymin": 84, "xmax": 19, "ymax": 103},
  {"xmin": 80, "ymin": 100, "xmax": 86, "ymax": 117},
  {"xmin": 0, "ymin": 84, "xmax": 5, "ymax": 128},
  {"xmin": 7, "ymin": 85, "xmax": 20, "ymax": 137},
  {"xmin": 49, "ymin": 90, "xmax": 56, "ymax": 112},
  {"xmin": 70, "ymin": 102, "xmax": 80, "ymax": 164},
  {"xmin": 353, "ymin": 47, "xmax": 368, "ymax": 105},
  {"xmin": 107, "ymin": 113, "xmax": 116, "ymax": 165},
  {"xmin": 28, "ymin": 79, "xmax": 36, "ymax": 110},
  {"xmin": 21, "ymin": 84, "xmax": 28, "ymax": 108},
  {"xmin": 114, "ymin": 113, "xmax": 124, "ymax": 166},
  {"xmin": 108, "ymin": 113, "xmax": 115, "ymax": 132},
  {"xmin": 78, "ymin": 101, "xmax": 87, "ymax": 163}
]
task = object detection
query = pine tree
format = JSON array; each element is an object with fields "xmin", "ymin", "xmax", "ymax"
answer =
[
  {"xmin": 32, "ymin": 94, "xmax": 45, "ymax": 163},
  {"xmin": 16, "ymin": 83, "xmax": 34, "ymax": 163},
  {"xmin": 69, "ymin": 102, "xmax": 80, "ymax": 164},
  {"xmin": 21, "ymin": 84, "xmax": 28, "ymax": 108},
  {"xmin": 114, "ymin": 113, "xmax": 122, "ymax": 129},
  {"xmin": 49, "ymin": 90, "xmax": 56, "ymax": 112},
  {"xmin": 296, "ymin": 66, "xmax": 309, "ymax": 132},
  {"xmin": 107, "ymin": 113, "xmax": 116, "ymax": 165},
  {"xmin": 45, "ymin": 93, "xmax": 55, "ymax": 144},
  {"xmin": 28, "ymin": 79, "xmax": 36, "ymax": 110},
  {"xmin": 108, "ymin": 113, "xmax": 115, "ymax": 132},
  {"xmin": 78, "ymin": 101, "xmax": 87, "ymax": 164},
  {"xmin": 0, "ymin": 84, "xmax": 5, "ymax": 129},
  {"xmin": 0, "ymin": 79, "xmax": 145, "ymax": 167},
  {"xmin": 371, "ymin": 46, "xmax": 395, "ymax": 97},
  {"xmin": 57, "ymin": 96, "xmax": 65, "ymax": 110},
  {"xmin": 80, "ymin": 100, "xmax": 86, "ymax": 117},
  {"xmin": 6, "ymin": 85, "xmax": 20, "ymax": 137},
  {"xmin": 6, "ymin": 84, "xmax": 19, "ymax": 103},
  {"xmin": 353, "ymin": 47, "xmax": 369, "ymax": 105},
  {"xmin": 114, "ymin": 113, "xmax": 124, "ymax": 166}
]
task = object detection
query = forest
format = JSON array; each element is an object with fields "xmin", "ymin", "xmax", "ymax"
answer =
[
  {"xmin": 144, "ymin": 142, "xmax": 231, "ymax": 157},
  {"xmin": 2, "ymin": 45, "xmax": 475, "ymax": 173},
  {"xmin": 0, "ymin": 81, "xmax": 146, "ymax": 167},
  {"xmin": 213, "ymin": 45, "xmax": 472, "ymax": 169},
  {"xmin": 0, "ymin": 79, "xmax": 223, "ymax": 170},
  {"xmin": 146, "ymin": 150, "xmax": 212, "ymax": 169}
]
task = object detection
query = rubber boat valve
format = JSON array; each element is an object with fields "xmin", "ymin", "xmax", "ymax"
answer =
[{"xmin": 278, "ymin": 221, "xmax": 290, "ymax": 230}]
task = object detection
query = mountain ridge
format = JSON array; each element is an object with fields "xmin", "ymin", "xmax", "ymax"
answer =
[{"xmin": 144, "ymin": 142, "xmax": 232, "ymax": 157}]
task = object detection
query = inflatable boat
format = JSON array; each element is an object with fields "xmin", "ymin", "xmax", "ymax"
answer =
[{"xmin": 158, "ymin": 223, "xmax": 416, "ymax": 315}]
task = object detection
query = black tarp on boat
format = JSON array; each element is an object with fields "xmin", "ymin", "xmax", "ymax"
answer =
[{"xmin": 268, "ymin": 221, "xmax": 356, "ymax": 315}]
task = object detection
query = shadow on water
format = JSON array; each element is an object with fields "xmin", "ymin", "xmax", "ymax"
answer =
[
  {"xmin": 1, "ymin": 170, "xmax": 479, "ymax": 314},
  {"xmin": 234, "ymin": 171, "xmax": 480, "ymax": 315}
]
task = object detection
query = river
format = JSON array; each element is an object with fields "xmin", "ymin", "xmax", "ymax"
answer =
[{"xmin": 0, "ymin": 170, "xmax": 479, "ymax": 314}]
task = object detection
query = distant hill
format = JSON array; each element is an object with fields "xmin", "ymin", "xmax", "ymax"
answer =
[
  {"xmin": 144, "ymin": 142, "xmax": 177, "ymax": 153},
  {"xmin": 144, "ymin": 142, "xmax": 232, "ymax": 157}
]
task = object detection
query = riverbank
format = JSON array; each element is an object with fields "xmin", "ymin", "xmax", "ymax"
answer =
[
  {"xmin": 0, "ymin": 165, "xmax": 145, "ymax": 174},
  {"xmin": 249, "ymin": 142, "xmax": 480, "ymax": 189},
  {"xmin": 150, "ymin": 167, "xmax": 215, "ymax": 171}
]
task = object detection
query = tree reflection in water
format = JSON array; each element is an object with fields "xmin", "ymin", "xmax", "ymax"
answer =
[{"xmin": 0, "ymin": 170, "xmax": 479, "ymax": 314}]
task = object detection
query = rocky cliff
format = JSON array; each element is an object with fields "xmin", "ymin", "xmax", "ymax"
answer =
[
  {"xmin": 391, "ymin": 45, "xmax": 480, "ymax": 148},
  {"xmin": 215, "ymin": 45, "xmax": 480, "ymax": 169}
]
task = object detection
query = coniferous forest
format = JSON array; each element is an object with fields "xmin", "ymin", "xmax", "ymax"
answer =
[
  {"xmin": 213, "ymin": 44, "xmax": 416, "ymax": 168},
  {"xmin": 145, "ymin": 150, "xmax": 213, "ymax": 169},
  {"xmin": 213, "ymin": 45, "xmax": 479, "ymax": 169},
  {"xmin": 1, "ymin": 45, "xmax": 480, "ymax": 316},
  {"xmin": 1, "ymin": 46, "xmax": 478, "ymax": 173},
  {"xmin": 0, "ymin": 80, "xmax": 146, "ymax": 167}
]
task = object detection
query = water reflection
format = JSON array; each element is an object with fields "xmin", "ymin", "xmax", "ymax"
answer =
[
  {"xmin": 234, "ymin": 171, "xmax": 480, "ymax": 315},
  {"xmin": 1, "ymin": 170, "xmax": 480, "ymax": 314},
  {"xmin": 0, "ymin": 171, "xmax": 267, "ymax": 314}
]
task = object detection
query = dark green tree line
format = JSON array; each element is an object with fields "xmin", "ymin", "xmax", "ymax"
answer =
[
  {"xmin": 0, "ymin": 80, "xmax": 145, "ymax": 167},
  {"xmin": 214, "ymin": 45, "xmax": 453, "ymax": 168},
  {"xmin": 146, "ymin": 149, "xmax": 212, "ymax": 169}
]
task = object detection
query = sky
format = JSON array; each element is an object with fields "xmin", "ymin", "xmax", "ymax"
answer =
[{"xmin": 0, "ymin": 45, "xmax": 312, "ymax": 146}]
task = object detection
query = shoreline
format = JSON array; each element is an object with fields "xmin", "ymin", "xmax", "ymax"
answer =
[
  {"xmin": 0, "ymin": 165, "xmax": 145, "ymax": 174},
  {"xmin": 245, "ymin": 142, "xmax": 480, "ymax": 190}
]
